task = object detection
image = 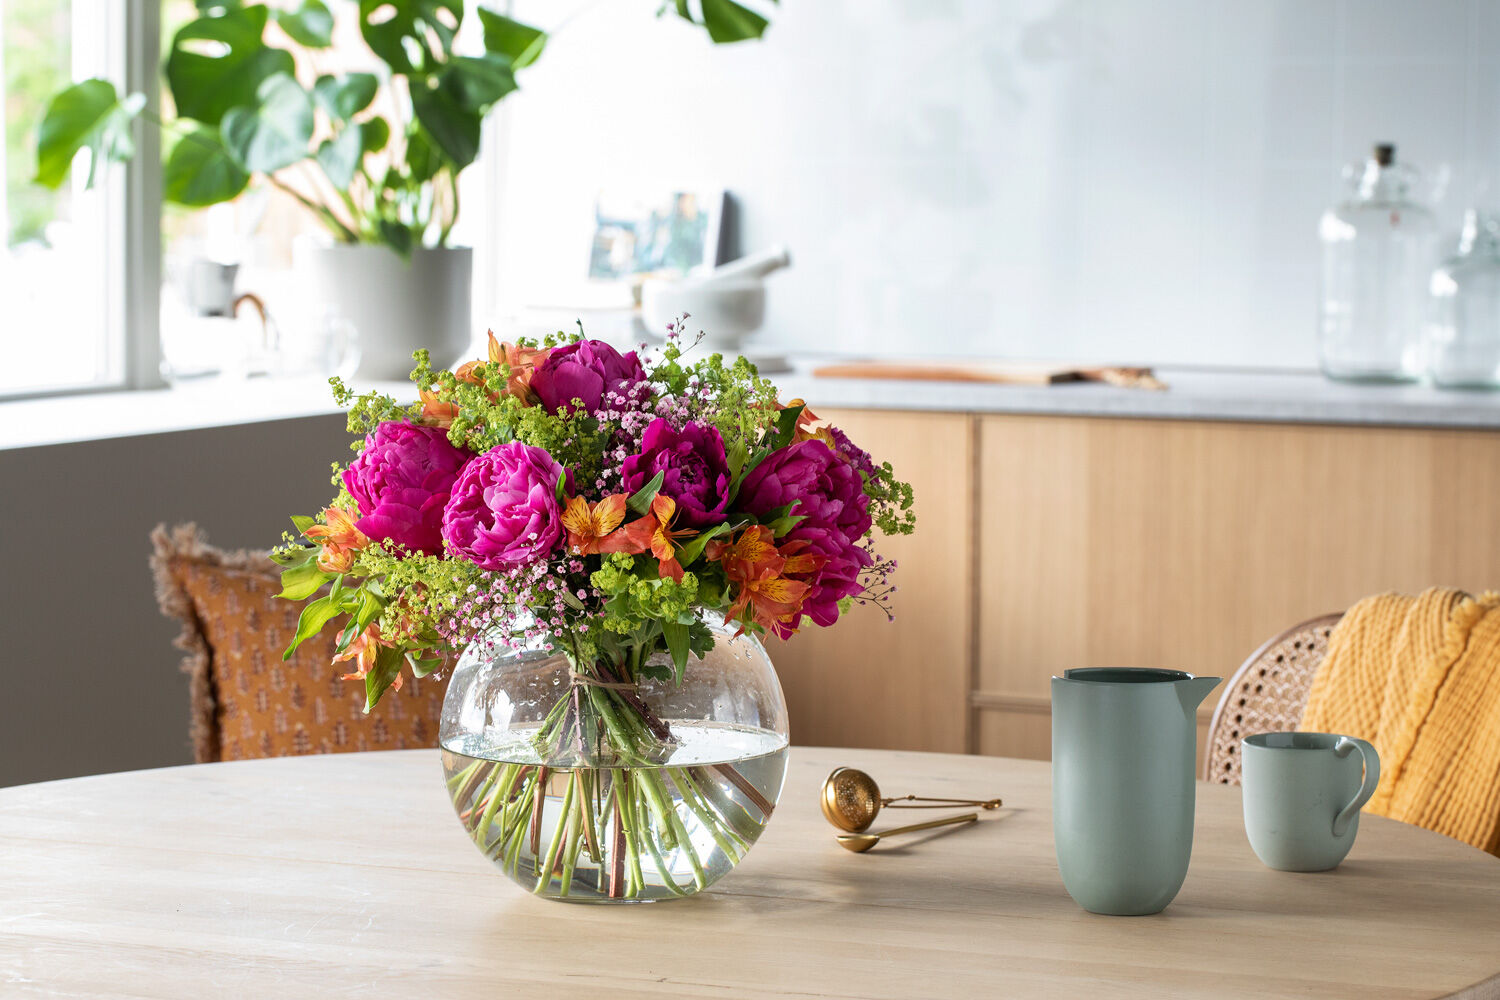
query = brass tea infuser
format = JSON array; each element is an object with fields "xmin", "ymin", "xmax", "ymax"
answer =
[
  {"xmin": 820, "ymin": 767, "xmax": 1003, "ymax": 833},
  {"xmin": 836, "ymin": 813, "xmax": 979, "ymax": 853}
]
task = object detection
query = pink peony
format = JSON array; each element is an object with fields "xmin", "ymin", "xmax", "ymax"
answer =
[
  {"xmin": 441, "ymin": 442, "xmax": 566, "ymax": 569},
  {"xmin": 621, "ymin": 418, "xmax": 731, "ymax": 529},
  {"xmin": 734, "ymin": 439, "xmax": 873, "ymax": 627},
  {"xmin": 342, "ymin": 422, "xmax": 473, "ymax": 555},
  {"xmin": 530, "ymin": 338, "xmax": 647, "ymax": 415}
]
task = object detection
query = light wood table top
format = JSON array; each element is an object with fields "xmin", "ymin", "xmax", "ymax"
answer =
[{"xmin": 3, "ymin": 747, "xmax": 1499, "ymax": 999}]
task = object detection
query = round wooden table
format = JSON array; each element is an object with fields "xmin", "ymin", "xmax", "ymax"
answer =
[{"xmin": 3, "ymin": 747, "xmax": 1499, "ymax": 999}]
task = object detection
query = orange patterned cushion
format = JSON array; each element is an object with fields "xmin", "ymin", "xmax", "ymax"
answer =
[{"xmin": 152, "ymin": 524, "xmax": 447, "ymax": 763}]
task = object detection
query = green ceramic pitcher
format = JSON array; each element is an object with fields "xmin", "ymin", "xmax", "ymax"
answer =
[{"xmin": 1051, "ymin": 668, "xmax": 1221, "ymax": 916}]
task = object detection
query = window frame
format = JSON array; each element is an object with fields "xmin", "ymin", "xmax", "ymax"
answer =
[{"xmin": 0, "ymin": 0, "xmax": 161, "ymax": 402}]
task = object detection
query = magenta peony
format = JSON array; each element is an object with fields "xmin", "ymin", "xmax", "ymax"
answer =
[
  {"xmin": 342, "ymin": 422, "xmax": 473, "ymax": 555},
  {"xmin": 530, "ymin": 338, "xmax": 647, "ymax": 415},
  {"xmin": 826, "ymin": 425, "xmax": 877, "ymax": 480},
  {"xmin": 735, "ymin": 439, "xmax": 873, "ymax": 626},
  {"xmin": 621, "ymin": 418, "xmax": 731, "ymax": 529},
  {"xmin": 441, "ymin": 441, "xmax": 566, "ymax": 570}
]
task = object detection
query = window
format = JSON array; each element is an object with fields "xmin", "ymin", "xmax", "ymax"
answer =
[{"xmin": 0, "ymin": 1, "xmax": 153, "ymax": 398}]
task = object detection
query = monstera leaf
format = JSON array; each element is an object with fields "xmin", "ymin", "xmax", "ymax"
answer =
[
  {"xmin": 409, "ymin": 82, "xmax": 480, "ymax": 168},
  {"xmin": 163, "ymin": 127, "xmax": 251, "ymax": 206},
  {"xmin": 221, "ymin": 73, "xmax": 314, "ymax": 174},
  {"xmin": 166, "ymin": 6, "xmax": 295, "ymax": 125},
  {"xmin": 477, "ymin": 9, "xmax": 547, "ymax": 69},
  {"xmin": 316, "ymin": 125, "xmax": 364, "ymax": 188},
  {"xmin": 358, "ymin": 0, "xmax": 463, "ymax": 76},
  {"xmin": 437, "ymin": 55, "xmax": 517, "ymax": 111},
  {"xmin": 32, "ymin": 79, "xmax": 146, "ymax": 188},
  {"xmin": 312, "ymin": 73, "xmax": 379, "ymax": 122},
  {"xmin": 674, "ymin": 0, "xmax": 772, "ymax": 43},
  {"xmin": 273, "ymin": 0, "xmax": 334, "ymax": 47}
]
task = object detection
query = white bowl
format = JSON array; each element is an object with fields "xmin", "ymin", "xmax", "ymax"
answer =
[{"xmin": 640, "ymin": 277, "xmax": 766, "ymax": 352}]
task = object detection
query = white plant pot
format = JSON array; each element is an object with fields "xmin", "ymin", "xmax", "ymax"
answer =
[{"xmin": 299, "ymin": 243, "xmax": 473, "ymax": 380}]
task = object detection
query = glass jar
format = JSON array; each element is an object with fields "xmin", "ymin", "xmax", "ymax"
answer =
[
  {"xmin": 438, "ymin": 619, "xmax": 789, "ymax": 902},
  {"xmin": 1427, "ymin": 209, "xmax": 1500, "ymax": 389},
  {"xmin": 1318, "ymin": 144, "xmax": 1438, "ymax": 382}
]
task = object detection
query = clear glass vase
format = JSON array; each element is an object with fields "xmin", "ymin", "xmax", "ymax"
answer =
[
  {"xmin": 1427, "ymin": 209, "xmax": 1500, "ymax": 389},
  {"xmin": 438, "ymin": 619, "xmax": 789, "ymax": 902},
  {"xmin": 1318, "ymin": 143, "xmax": 1438, "ymax": 382}
]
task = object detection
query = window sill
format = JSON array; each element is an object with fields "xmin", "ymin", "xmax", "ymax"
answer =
[{"xmin": 0, "ymin": 376, "xmax": 411, "ymax": 451}]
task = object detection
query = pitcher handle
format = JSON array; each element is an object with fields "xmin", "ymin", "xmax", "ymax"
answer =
[{"xmin": 1332, "ymin": 737, "xmax": 1380, "ymax": 838}]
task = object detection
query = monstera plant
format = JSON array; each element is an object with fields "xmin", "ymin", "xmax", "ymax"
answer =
[
  {"xmin": 34, "ymin": 0, "xmax": 772, "ymax": 250},
  {"xmin": 31, "ymin": 0, "xmax": 774, "ymax": 378}
]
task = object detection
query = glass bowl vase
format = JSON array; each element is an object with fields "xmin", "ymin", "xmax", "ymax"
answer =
[{"xmin": 438, "ymin": 620, "xmax": 789, "ymax": 902}]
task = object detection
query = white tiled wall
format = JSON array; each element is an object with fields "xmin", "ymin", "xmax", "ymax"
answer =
[{"xmin": 493, "ymin": 0, "xmax": 1500, "ymax": 368}]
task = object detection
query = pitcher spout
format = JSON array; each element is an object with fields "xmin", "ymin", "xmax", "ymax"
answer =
[{"xmin": 1177, "ymin": 675, "xmax": 1222, "ymax": 716}]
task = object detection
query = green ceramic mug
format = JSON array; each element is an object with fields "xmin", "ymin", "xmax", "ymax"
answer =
[{"xmin": 1241, "ymin": 732, "xmax": 1380, "ymax": 872}]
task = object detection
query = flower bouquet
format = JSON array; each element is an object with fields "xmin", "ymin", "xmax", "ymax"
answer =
[{"xmin": 277, "ymin": 325, "xmax": 914, "ymax": 900}]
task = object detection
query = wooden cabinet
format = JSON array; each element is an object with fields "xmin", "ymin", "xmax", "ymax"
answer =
[
  {"xmin": 770, "ymin": 409, "xmax": 974, "ymax": 752},
  {"xmin": 777, "ymin": 408, "xmax": 1500, "ymax": 760}
]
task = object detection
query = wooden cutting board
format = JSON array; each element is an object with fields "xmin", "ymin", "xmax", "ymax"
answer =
[{"xmin": 812, "ymin": 361, "xmax": 1166, "ymax": 389}]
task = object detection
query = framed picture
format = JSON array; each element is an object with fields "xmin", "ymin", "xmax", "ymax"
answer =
[{"xmin": 587, "ymin": 190, "xmax": 725, "ymax": 280}]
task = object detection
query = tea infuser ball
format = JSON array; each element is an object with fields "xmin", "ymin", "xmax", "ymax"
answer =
[{"xmin": 819, "ymin": 767, "xmax": 1002, "ymax": 833}]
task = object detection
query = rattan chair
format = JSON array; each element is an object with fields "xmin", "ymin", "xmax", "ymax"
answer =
[{"xmin": 1203, "ymin": 613, "xmax": 1344, "ymax": 784}]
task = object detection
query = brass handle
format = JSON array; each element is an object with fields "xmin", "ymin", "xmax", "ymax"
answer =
[{"xmin": 836, "ymin": 812, "xmax": 978, "ymax": 853}]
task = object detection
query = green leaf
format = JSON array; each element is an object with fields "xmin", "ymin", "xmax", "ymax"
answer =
[
  {"xmin": 675, "ymin": 522, "xmax": 729, "ymax": 568},
  {"xmin": 278, "ymin": 560, "xmax": 333, "ymax": 601},
  {"xmin": 698, "ymin": 0, "xmax": 770, "ymax": 43},
  {"xmin": 316, "ymin": 125, "xmax": 363, "ymax": 188},
  {"xmin": 378, "ymin": 218, "xmax": 415, "ymax": 257},
  {"xmin": 626, "ymin": 470, "xmax": 666, "ymax": 515},
  {"xmin": 361, "ymin": 116, "xmax": 390, "ymax": 154},
  {"xmin": 163, "ymin": 127, "xmax": 251, "ymax": 206},
  {"xmin": 726, "ymin": 437, "xmax": 748, "ymax": 481},
  {"xmin": 290, "ymin": 514, "xmax": 317, "ymax": 534},
  {"xmin": 283, "ymin": 593, "xmax": 345, "ymax": 659},
  {"xmin": 166, "ymin": 6, "xmax": 296, "ymax": 126},
  {"xmin": 33, "ymin": 80, "xmax": 145, "ymax": 189},
  {"xmin": 273, "ymin": 0, "xmax": 334, "ymax": 47},
  {"xmin": 404, "ymin": 127, "xmax": 442, "ymax": 181},
  {"xmin": 269, "ymin": 544, "xmax": 317, "ymax": 569},
  {"xmin": 409, "ymin": 83, "xmax": 480, "ymax": 168},
  {"xmin": 364, "ymin": 644, "xmax": 407, "ymax": 711},
  {"xmin": 312, "ymin": 72, "xmax": 379, "ymax": 121},
  {"xmin": 766, "ymin": 513, "xmax": 806, "ymax": 537},
  {"xmin": 438, "ymin": 54, "xmax": 516, "ymax": 111},
  {"xmin": 358, "ymin": 0, "xmax": 463, "ymax": 76},
  {"xmin": 221, "ymin": 73, "xmax": 314, "ymax": 173},
  {"xmin": 768, "ymin": 403, "xmax": 803, "ymax": 450},
  {"xmin": 663, "ymin": 621, "xmax": 690, "ymax": 681},
  {"xmin": 407, "ymin": 653, "xmax": 443, "ymax": 678},
  {"xmin": 476, "ymin": 9, "xmax": 547, "ymax": 69}
]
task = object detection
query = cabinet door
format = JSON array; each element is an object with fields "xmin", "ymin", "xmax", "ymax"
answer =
[
  {"xmin": 975, "ymin": 414, "xmax": 1500, "ymax": 761},
  {"xmin": 769, "ymin": 409, "xmax": 974, "ymax": 752}
]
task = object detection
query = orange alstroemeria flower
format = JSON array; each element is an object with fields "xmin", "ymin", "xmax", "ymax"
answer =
[
  {"xmin": 562, "ymin": 494, "xmax": 655, "ymax": 556},
  {"xmin": 708, "ymin": 525, "xmax": 827, "ymax": 636},
  {"xmin": 419, "ymin": 388, "xmax": 460, "ymax": 428},
  {"xmin": 334, "ymin": 624, "xmax": 401, "ymax": 692},
  {"xmin": 305, "ymin": 507, "xmax": 368, "ymax": 573},
  {"xmin": 647, "ymin": 495, "xmax": 697, "ymax": 583}
]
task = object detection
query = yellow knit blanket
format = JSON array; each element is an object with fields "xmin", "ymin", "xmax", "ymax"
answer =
[{"xmin": 1300, "ymin": 588, "xmax": 1500, "ymax": 855}]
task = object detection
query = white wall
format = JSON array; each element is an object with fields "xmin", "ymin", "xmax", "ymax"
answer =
[{"xmin": 493, "ymin": 0, "xmax": 1500, "ymax": 369}]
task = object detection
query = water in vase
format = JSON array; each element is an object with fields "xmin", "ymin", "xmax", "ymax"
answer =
[{"xmin": 441, "ymin": 722, "xmax": 788, "ymax": 902}]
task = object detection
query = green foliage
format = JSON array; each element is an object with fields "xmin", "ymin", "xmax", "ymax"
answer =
[
  {"xmin": 273, "ymin": 0, "xmax": 334, "ymax": 48},
  {"xmin": 165, "ymin": 6, "xmax": 295, "ymax": 126},
  {"xmin": 32, "ymin": 80, "xmax": 144, "ymax": 188},
  {"xmin": 865, "ymin": 460, "xmax": 917, "ymax": 537},
  {"xmin": 220, "ymin": 73, "xmax": 314, "ymax": 174},
  {"xmin": 667, "ymin": 0, "xmax": 774, "ymax": 43},
  {"xmin": 163, "ymin": 127, "xmax": 251, "ymax": 205}
]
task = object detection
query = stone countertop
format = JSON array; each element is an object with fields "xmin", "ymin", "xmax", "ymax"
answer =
[
  {"xmin": 769, "ymin": 363, "xmax": 1500, "ymax": 430},
  {"xmin": 4, "ymin": 364, "xmax": 1500, "ymax": 451}
]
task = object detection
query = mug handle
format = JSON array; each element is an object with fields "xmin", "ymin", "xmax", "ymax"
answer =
[{"xmin": 1332, "ymin": 737, "xmax": 1380, "ymax": 838}]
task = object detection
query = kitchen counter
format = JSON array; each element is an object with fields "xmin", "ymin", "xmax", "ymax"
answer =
[
  {"xmin": 5, "ymin": 364, "xmax": 1500, "ymax": 451},
  {"xmin": 771, "ymin": 364, "xmax": 1500, "ymax": 430}
]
